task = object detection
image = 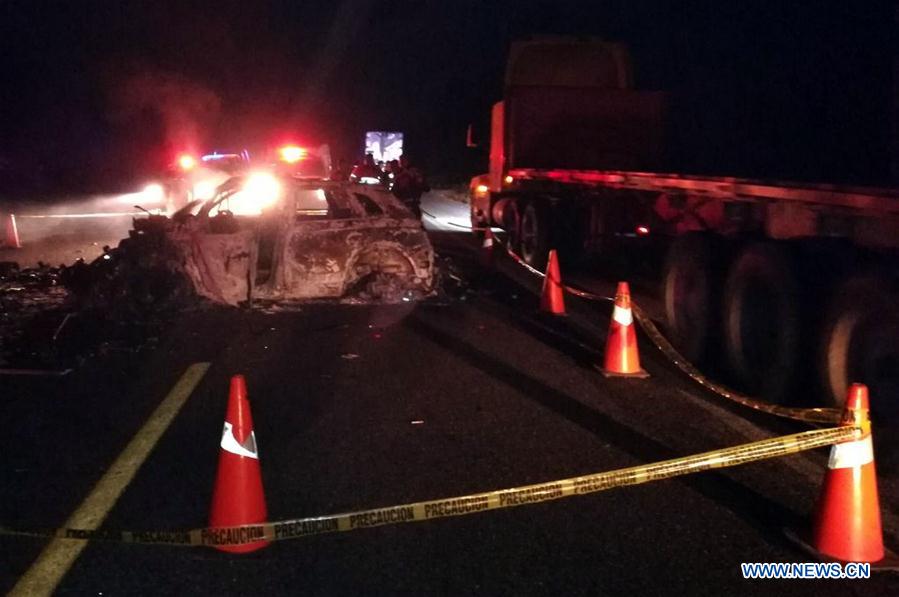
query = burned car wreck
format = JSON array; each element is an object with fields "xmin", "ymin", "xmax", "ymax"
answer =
[{"xmin": 79, "ymin": 175, "xmax": 436, "ymax": 308}]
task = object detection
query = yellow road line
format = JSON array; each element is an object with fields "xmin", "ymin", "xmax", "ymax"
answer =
[{"xmin": 9, "ymin": 362, "xmax": 211, "ymax": 597}]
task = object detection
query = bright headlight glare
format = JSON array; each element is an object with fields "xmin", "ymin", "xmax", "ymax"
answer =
[
  {"xmin": 241, "ymin": 172, "xmax": 281, "ymax": 209},
  {"xmin": 179, "ymin": 154, "xmax": 196, "ymax": 171},
  {"xmin": 193, "ymin": 180, "xmax": 217, "ymax": 200},
  {"xmin": 142, "ymin": 183, "xmax": 165, "ymax": 203}
]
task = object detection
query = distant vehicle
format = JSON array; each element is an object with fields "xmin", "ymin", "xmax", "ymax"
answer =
[
  {"xmin": 137, "ymin": 150, "xmax": 253, "ymax": 214},
  {"xmin": 141, "ymin": 145, "xmax": 334, "ymax": 214},
  {"xmin": 183, "ymin": 150, "xmax": 252, "ymax": 204},
  {"xmin": 270, "ymin": 144, "xmax": 332, "ymax": 181},
  {"xmin": 103, "ymin": 173, "xmax": 434, "ymax": 306}
]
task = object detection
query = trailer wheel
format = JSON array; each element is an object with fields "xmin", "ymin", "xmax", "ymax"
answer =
[
  {"xmin": 502, "ymin": 199, "xmax": 522, "ymax": 254},
  {"xmin": 722, "ymin": 243, "xmax": 800, "ymax": 402},
  {"xmin": 819, "ymin": 275, "xmax": 899, "ymax": 418},
  {"xmin": 519, "ymin": 201, "xmax": 550, "ymax": 270},
  {"xmin": 663, "ymin": 234, "xmax": 716, "ymax": 363}
]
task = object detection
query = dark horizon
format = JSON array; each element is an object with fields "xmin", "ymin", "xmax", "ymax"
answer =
[{"xmin": 1, "ymin": 1, "xmax": 895, "ymax": 194}]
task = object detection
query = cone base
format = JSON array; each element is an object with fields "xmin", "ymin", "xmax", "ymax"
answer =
[
  {"xmin": 537, "ymin": 309, "xmax": 568, "ymax": 318},
  {"xmin": 212, "ymin": 540, "xmax": 270, "ymax": 554},
  {"xmin": 784, "ymin": 527, "xmax": 898, "ymax": 569},
  {"xmin": 813, "ymin": 463, "xmax": 883, "ymax": 563},
  {"xmin": 596, "ymin": 364, "xmax": 649, "ymax": 378}
]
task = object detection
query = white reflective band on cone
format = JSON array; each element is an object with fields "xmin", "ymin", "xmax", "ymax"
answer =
[
  {"xmin": 220, "ymin": 422, "xmax": 259, "ymax": 459},
  {"xmin": 612, "ymin": 305, "xmax": 633, "ymax": 326},
  {"xmin": 827, "ymin": 436, "xmax": 873, "ymax": 469}
]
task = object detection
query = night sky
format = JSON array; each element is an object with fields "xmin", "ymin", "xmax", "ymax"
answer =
[{"xmin": 0, "ymin": 1, "xmax": 894, "ymax": 194}]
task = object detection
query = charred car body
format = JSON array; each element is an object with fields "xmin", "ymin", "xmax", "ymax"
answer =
[{"xmin": 85, "ymin": 174, "xmax": 435, "ymax": 307}]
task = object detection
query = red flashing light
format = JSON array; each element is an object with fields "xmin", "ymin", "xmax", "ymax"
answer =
[
  {"xmin": 279, "ymin": 146, "xmax": 307, "ymax": 163},
  {"xmin": 178, "ymin": 154, "xmax": 197, "ymax": 171},
  {"xmin": 636, "ymin": 225, "xmax": 650, "ymax": 236}
]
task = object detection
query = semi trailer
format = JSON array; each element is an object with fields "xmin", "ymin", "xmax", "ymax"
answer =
[{"xmin": 469, "ymin": 38, "xmax": 899, "ymax": 416}]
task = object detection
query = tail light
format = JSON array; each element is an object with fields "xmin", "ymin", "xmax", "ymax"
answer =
[{"xmin": 279, "ymin": 146, "xmax": 307, "ymax": 163}]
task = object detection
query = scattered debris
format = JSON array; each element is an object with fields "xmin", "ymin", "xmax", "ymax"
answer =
[
  {"xmin": 0, "ymin": 254, "xmax": 177, "ymax": 372},
  {"xmin": 1, "ymin": 262, "xmax": 69, "ymax": 368},
  {"xmin": 0, "ymin": 261, "xmax": 19, "ymax": 277}
]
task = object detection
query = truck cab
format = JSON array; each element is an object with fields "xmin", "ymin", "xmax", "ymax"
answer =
[{"xmin": 470, "ymin": 37, "xmax": 665, "ymax": 261}]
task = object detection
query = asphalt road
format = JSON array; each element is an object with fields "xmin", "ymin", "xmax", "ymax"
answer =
[{"xmin": 2, "ymin": 192, "xmax": 898, "ymax": 596}]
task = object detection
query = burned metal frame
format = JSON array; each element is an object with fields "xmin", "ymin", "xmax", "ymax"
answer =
[{"xmin": 139, "ymin": 178, "xmax": 435, "ymax": 306}]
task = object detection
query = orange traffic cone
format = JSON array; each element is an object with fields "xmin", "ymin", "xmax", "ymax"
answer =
[
  {"xmin": 209, "ymin": 375, "xmax": 269, "ymax": 553},
  {"xmin": 3, "ymin": 213, "xmax": 21, "ymax": 249},
  {"xmin": 481, "ymin": 227, "xmax": 495, "ymax": 267},
  {"xmin": 540, "ymin": 249, "xmax": 566, "ymax": 315},
  {"xmin": 601, "ymin": 281, "xmax": 648, "ymax": 378},
  {"xmin": 812, "ymin": 383, "xmax": 883, "ymax": 562}
]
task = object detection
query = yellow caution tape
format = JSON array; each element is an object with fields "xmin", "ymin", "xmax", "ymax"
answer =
[
  {"xmin": 629, "ymin": 305, "xmax": 842, "ymax": 424},
  {"xmin": 0, "ymin": 425, "xmax": 858, "ymax": 547},
  {"xmin": 496, "ymin": 236, "xmax": 843, "ymax": 425}
]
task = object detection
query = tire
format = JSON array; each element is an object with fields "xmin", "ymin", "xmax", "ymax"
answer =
[
  {"xmin": 722, "ymin": 242, "xmax": 800, "ymax": 402},
  {"xmin": 819, "ymin": 275, "xmax": 899, "ymax": 419},
  {"xmin": 503, "ymin": 199, "xmax": 522, "ymax": 254},
  {"xmin": 662, "ymin": 234, "xmax": 717, "ymax": 363},
  {"xmin": 519, "ymin": 200, "xmax": 550, "ymax": 270}
]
